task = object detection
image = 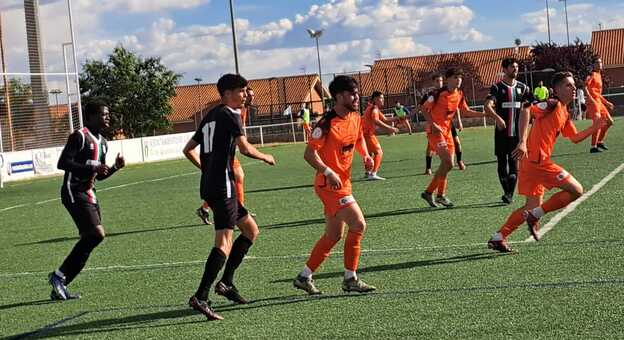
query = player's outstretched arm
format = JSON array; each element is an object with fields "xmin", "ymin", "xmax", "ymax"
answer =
[
  {"xmin": 304, "ymin": 144, "xmax": 342, "ymax": 190},
  {"xmin": 374, "ymin": 112, "xmax": 399, "ymax": 133},
  {"xmin": 236, "ymin": 135, "xmax": 275, "ymax": 165},
  {"xmin": 183, "ymin": 138, "xmax": 202, "ymax": 169},
  {"xmin": 568, "ymin": 118, "xmax": 608, "ymax": 144}
]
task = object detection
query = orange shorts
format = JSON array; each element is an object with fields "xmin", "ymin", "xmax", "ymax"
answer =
[
  {"xmin": 518, "ymin": 160, "xmax": 572, "ymax": 196},
  {"xmin": 364, "ymin": 134, "xmax": 381, "ymax": 153},
  {"xmin": 427, "ymin": 131, "xmax": 455, "ymax": 154},
  {"xmin": 586, "ymin": 102, "xmax": 610, "ymax": 120},
  {"xmin": 303, "ymin": 123, "xmax": 311, "ymax": 131},
  {"xmin": 232, "ymin": 157, "xmax": 242, "ymax": 170},
  {"xmin": 315, "ymin": 186, "xmax": 356, "ymax": 217}
]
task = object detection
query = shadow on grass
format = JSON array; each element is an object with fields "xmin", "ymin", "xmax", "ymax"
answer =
[
  {"xmin": 16, "ymin": 223, "xmax": 205, "ymax": 246},
  {"xmin": 271, "ymin": 252, "xmax": 502, "ymax": 283},
  {"xmin": 0, "ymin": 299, "xmax": 54, "ymax": 312},
  {"xmin": 261, "ymin": 201, "xmax": 506, "ymax": 230}
]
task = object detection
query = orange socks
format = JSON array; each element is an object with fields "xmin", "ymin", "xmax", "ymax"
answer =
[
  {"xmin": 542, "ymin": 191, "xmax": 576, "ymax": 213},
  {"xmin": 306, "ymin": 234, "xmax": 339, "ymax": 272},
  {"xmin": 597, "ymin": 124, "xmax": 610, "ymax": 143},
  {"xmin": 426, "ymin": 176, "xmax": 440, "ymax": 193},
  {"xmin": 437, "ymin": 177, "xmax": 448, "ymax": 196},
  {"xmin": 344, "ymin": 230, "xmax": 363, "ymax": 271},
  {"xmin": 499, "ymin": 209, "xmax": 525, "ymax": 239},
  {"xmin": 373, "ymin": 152, "xmax": 383, "ymax": 173}
]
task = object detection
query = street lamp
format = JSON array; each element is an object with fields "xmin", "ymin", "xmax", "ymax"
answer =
[
  {"xmin": 229, "ymin": 0, "xmax": 240, "ymax": 74},
  {"xmin": 545, "ymin": 0, "xmax": 552, "ymax": 44},
  {"xmin": 559, "ymin": 0, "xmax": 570, "ymax": 45},
  {"xmin": 307, "ymin": 28, "xmax": 324, "ymax": 108},
  {"xmin": 50, "ymin": 89, "xmax": 62, "ymax": 129},
  {"xmin": 194, "ymin": 77, "xmax": 202, "ymax": 129}
]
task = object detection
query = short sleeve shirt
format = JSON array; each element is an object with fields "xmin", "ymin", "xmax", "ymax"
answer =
[{"xmin": 192, "ymin": 104, "xmax": 244, "ymax": 200}]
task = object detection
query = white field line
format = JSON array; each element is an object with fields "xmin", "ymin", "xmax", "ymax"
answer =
[
  {"xmin": 0, "ymin": 160, "xmax": 262, "ymax": 213},
  {"xmin": 0, "ymin": 242, "xmax": 496, "ymax": 278},
  {"xmin": 523, "ymin": 162, "xmax": 624, "ymax": 243}
]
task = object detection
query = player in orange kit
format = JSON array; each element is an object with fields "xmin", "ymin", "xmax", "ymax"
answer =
[
  {"xmin": 420, "ymin": 68, "xmax": 492, "ymax": 208},
  {"xmin": 292, "ymin": 75, "xmax": 377, "ymax": 295},
  {"xmin": 362, "ymin": 91, "xmax": 398, "ymax": 180},
  {"xmin": 197, "ymin": 87, "xmax": 256, "ymax": 224},
  {"xmin": 487, "ymin": 71, "xmax": 607, "ymax": 252},
  {"xmin": 585, "ymin": 58, "xmax": 615, "ymax": 153}
]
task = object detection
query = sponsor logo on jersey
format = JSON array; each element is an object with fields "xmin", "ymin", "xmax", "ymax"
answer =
[
  {"xmin": 556, "ymin": 170, "xmax": 569, "ymax": 181},
  {"xmin": 312, "ymin": 127, "xmax": 323, "ymax": 139}
]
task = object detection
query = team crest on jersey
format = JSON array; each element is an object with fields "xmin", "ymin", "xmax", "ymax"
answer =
[
  {"xmin": 556, "ymin": 170, "xmax": 569, "ymax": 181},
  {"xmin": 501, "ymin": 88, "xmax": 506, "ymax": 94},
  {"xmin": 427, "ymin": 96, "xmax": 434, "ymax": 102},
  {"xmin": 536, "ymin": 102, "xmax": 549, "ymax": 110},
  {"xmin": 517, "ymin": 88, "xmax": 522, "ymax": 95},
  {"xmin": 338, "ymin": 195, "xmax": 355, "ymax": 206},
  {"xmin": 312, "ymin": 127, "xmax": 323, "ymax": 139},
  {"xmin": 89, "ymin": 143, "xmax": 94, "ymax": 150}
]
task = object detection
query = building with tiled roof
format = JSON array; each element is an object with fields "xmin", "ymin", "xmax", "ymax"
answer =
[
  {"xmin": 591, "ymin": 28, "xmax": 624, "ymax": 87},
  {"xmin": 169, "ymin": 74, "xmax": 328, "ymax": 133}
]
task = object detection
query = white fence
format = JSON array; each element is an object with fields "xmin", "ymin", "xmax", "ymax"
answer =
[{"xmin": 0, "ymin": 132, "xmax": 193, "ymax": 186}]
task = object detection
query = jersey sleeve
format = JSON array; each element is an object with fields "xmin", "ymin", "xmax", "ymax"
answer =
[
  {"xmin": 529, "ymin": 102, "xmax": 550, "ymax": 119},
  {"xmin": 486, "ymin": 84, "xmax": 498, "ymax": 102},
  {"xmin": 57, "ymin": 131, "xmax": 91, "ymax": 172},
  {"xmin": 307, "ymin": 126, "xmax": 327, "ymax": 151},
  {"xmin": 421, "ymin": 96, "xmax": 434, "ymax": 113},
  {"xmin": 561, "ymin": 119, "xmax": 578, "ymax": 138},
  {"xmin": 226, "ymin": 112, "xmax": 245, "ymax": 138}
]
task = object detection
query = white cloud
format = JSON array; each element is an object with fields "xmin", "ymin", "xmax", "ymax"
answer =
[{"xmin": 242, "ymin": 18, "xmax": 294, "ymax": 46}]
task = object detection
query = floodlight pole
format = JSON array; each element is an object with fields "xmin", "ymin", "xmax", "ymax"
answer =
[
  {"xmin": 560, "ymin": 0, "xmax": 570, "ymax": 45},
  {"xmin": 545, "ymin": 0, "xmax": 552, "ymax": 44},
  {"xmin": 67, "ymin": 0, "xmax": 83, "ymax": 128},
  {"xmin": 62, "ymin": 42, "xmax": 74, "ymax": 131},
  {"xmin": 229, "ymin": 0, "xmax": 240, "ymax": 74},
  {"xmin": 308, "ymin": 29, "xmax": 325, "ymax": 110},
  {"xmin": 194, "ymin": 77, "xmax": 202, "ymax": 130},
  {"xmin": 0, "ymin": 12, "xmax": 14, "ymax": 151}
]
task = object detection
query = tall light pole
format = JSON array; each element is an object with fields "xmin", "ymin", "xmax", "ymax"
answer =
[
  {"xmin": 307, "ymin": 29, "xmax": 324, "ymax": 109},
  {"xmin": 545, "ymin": 0, "xmax": 552, "ymax": 44},
  {"xmin": 229, "ymin": 0, "xmax": 240, "ymax": 74},
  {"xmin": 560, "ymin": 0, "xmax": 570, "ymax": 45},
  {"xmin": 50, "ymin": 89, "xmax": 62, "ymax": 127},
  {"xmin": 194, "ymin": 77, "xmax": 202, "ymax": 128}
]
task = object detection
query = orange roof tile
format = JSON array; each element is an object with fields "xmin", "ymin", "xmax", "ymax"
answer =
[
  {"xmin": 168, "ymin": 74, "xmax": 328, "ymax": 123},
  {"xmin": 366, "ymin": 46, "xmax": 531, "ymax": 95},
  {"xmin": 591, "ymin": 28, "xmax": 624, "ymax": 67}
]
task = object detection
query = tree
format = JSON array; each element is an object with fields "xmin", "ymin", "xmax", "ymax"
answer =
[
  {"xmin": 80, "ymin": 45, "xmax": 180, "ymax": 138},
  {"xmin": 528, "ymin": 39, "xmax": 599, "ymax": 87}
]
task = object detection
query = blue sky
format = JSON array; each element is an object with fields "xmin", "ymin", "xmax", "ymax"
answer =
[{"xmin": 2, "ymin": 0, "xmax": 624, "ymax": 85}]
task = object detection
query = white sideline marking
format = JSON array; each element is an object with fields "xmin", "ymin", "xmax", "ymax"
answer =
[
  {"xmin": 523, "ymin": 162, "xmax": 624, "ymax": 243},
  {"xmin": 0, "ymin": 160, "xmax": 263, "ymax": 213},
  {"xmin": 0, "ymin": 242, "xmax": 494, "ymax": 278}
]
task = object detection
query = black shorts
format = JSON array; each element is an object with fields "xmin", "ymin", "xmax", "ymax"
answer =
[
  {"xmin": 205, "ymin": 197, "xmax": 249, "ymax": 230},
  {"xmin": 450, "ymin": 124, "xmax": 458, "ymax": 138},
  {"xmin": 495, "ymin": 133, "xmax": 519, "ymax": 156},
  {"xmin": 62, "ymin": 197, "xmax": 102, "ymax": 233}
]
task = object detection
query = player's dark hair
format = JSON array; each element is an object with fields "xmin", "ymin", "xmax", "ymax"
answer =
[
  {"xmin": 329, "ymin": 75, "xmax": 358, "ymax": 99},
  {"xmin": 83, "ymin": 98, "xmax": 108, "ymax": 122},
  {"xmin": 431, "ymin": 73, "xmax": 442, "ymax": 80},
  {"xmin": 501, "ymin": 57, "xmax": 518, "ymax": 69},
  {"xmin": 551, "ymin": 71, "xmax": 574, "ymax": 88},
  {"xmin": 217, "ymin": 73, "xmax": 248, "ymax": 97},
  {"xmin": 371, "ymin": 90, "xmax": 383, "ymax": 100},
  {"xmin": 445, "ymin": 67, "xmax": 463, "ymax": 78}
]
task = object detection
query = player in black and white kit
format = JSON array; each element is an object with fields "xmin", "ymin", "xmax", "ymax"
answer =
[
  {"xmin": 485, "ymin": 57, "xmax": 533, "ymax": 204},
  {"xmin": 48, "ymin": 100, "xmax": 125, "ymax": 300},
  {"xmin": 183, "ymin": 74, "xmax": 276, "ymax": 321}
]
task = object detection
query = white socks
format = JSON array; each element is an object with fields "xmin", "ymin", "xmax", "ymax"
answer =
[
  {"xmin": 491, "ymin": 232, "xmax": 503, "ymax": 241},
  {"xmin": 55, "ymin": 269, "xmax": 66, "ymax": 279},
  {"xmin": 344, "ymin": 270, "xmax": 357, "ymax": 280},
  {"xmin": 300, "ymin": 265, "xmax": 313, "ymax": 279},
  {"xmin": 531, "ymin": 207, "xmax": 545, "ymax": 219}
]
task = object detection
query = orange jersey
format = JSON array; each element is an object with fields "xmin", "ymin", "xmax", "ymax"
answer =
[
  {"xmin": 526, "ymin": 101, "xmax": 577, "ymax": 163},
  {"xmin": 585, "ymin": 71, "xmax": 610, "ymax": 113},
  {"xmin": 308, "ymin": 110, "xmax": 363, "ymax": 195},
  {"xmin": 422, "ymin": 89, "xmax": 468, "ymax": 134},
  {"xmin": 362, "ymin": 103, "xmax": 380, "ymax": 136}
]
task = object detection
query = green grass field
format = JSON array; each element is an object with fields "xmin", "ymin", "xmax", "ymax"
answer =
[{"xmin": 2, "ymin": 119, "xmax": 623, "ymax": 339}]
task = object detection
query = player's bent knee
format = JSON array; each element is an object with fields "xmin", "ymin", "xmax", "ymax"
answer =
[{"xmin": 350, "ymin": 220, "xmax": 366, "ymax": 234}]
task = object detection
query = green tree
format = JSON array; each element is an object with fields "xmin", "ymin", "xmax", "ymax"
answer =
[
  {"xmin": 528, "ymin": 39, "xmax": 599, "ymax": 87},
  {"xmin": 80, "ymin": 45, "xmax": 180, "ymax": 138}
]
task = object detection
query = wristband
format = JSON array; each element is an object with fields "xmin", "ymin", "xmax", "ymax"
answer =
[{"xmin": 323, "ymin": 167, "xmax": 334, "ymax": 176}]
